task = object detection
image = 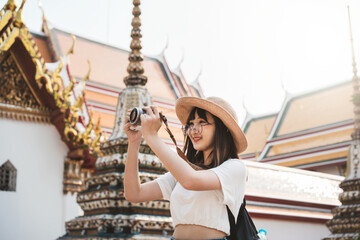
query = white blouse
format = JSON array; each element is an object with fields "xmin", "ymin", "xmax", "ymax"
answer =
[{"xmin": 155, "ymin": 159, "xmax": 247, "ymax": 235}]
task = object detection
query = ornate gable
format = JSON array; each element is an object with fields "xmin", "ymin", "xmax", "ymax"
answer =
[
  {"xmin": 0, "ymin": 51, "xmax": 51, "ymax": 122},
  {"xmin": 0, "ymin": 0, "xmax": 103, "ymax": 193}
]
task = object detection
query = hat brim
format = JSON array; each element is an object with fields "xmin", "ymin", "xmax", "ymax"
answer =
[{"xmin": 175, "ymin": 97, "xmax": 247, "ymax": 154}]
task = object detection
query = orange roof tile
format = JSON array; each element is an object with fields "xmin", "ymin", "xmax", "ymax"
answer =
[
  {"xmin": 31, "ymin": 33, "xmax": 53, "ymax": 63},
  {"xmin": 267, "ymin": 127, "xmax": 352, "ymax": 157},
  {"xmin": 51, "ymin": 29, "xmax": 176, "ymax": 100},
  {"xmin": 243, "ymin": 114, "xmax": 277, "ymax": 154},
  {"xmin": 277, "ymin": 82, "xmax": 353, "ymax": 136}
]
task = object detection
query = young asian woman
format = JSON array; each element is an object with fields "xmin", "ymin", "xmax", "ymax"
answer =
[{"xmin": 124, "ymin": 96, "xmax": 248, "ymax": 240}]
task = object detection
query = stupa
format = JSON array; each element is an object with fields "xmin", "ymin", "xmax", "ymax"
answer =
[{"xmin": 59, "ymin": 0, "xmax": 173, "ymax": 239}]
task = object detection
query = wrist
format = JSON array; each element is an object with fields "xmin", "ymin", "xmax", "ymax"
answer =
[
  {"xmin": 143, "ymin": 132, "xmax": 159, "ymax": 142},
  {"xmin": 128, "ymin": 140, "xmax": 141, "ymax": 150}
]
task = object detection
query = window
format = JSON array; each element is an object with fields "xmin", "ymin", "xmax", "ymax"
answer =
[{"xmin": 0, "ymin": 160, "xmax": 17, "ymax": 192}]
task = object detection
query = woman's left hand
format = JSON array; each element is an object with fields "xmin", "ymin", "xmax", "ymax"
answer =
[{"xmin": 140, "ymin": 105, "xmax": 162, "ymax": 139}]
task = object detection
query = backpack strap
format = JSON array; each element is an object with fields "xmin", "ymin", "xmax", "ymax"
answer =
[
  {"xmin": 226, "ymin": 205, "xmax": 236, "ymax": 239},
  {"xmin": 226, "ymin": 198, "xmax": 246, "ymax": 239}
]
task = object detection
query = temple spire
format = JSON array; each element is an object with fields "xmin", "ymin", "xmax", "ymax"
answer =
[
  {"xmin": 323, "ymin": 6, "xmax": 360, "ymax": 239},
  {"xmin": 123, "ymin": 0, "xmax": 147, "ymax": 86},
  {"xmin": 346, "ymin": 5, "xmax": 360, "ymax": 180},
  {"xmin": 348, "ymin": 6, "xmax": 360, "ymax": 142}
]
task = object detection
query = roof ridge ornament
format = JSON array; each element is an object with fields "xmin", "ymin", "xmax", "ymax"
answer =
[
  {"xmin": 13, "ymin": 0, "xmax": 25, "ymax": 28},
  {"xmin": 66, "ymin": 34, "xmax": 76, "ymax": 63},
  {"xmin": 123, "ymin": 0, "xmax": 148, "ymax": 86},
  {"xmin": 37, "ymin": 0, "xmax": 45, "ymax": 22},
  {"xmin": 4, "ymin": 0, "xmax": 17, "ymax": 11},
  {"xmin": 160, "ymin": 33, "xmax": 169, "ymax": 56}
]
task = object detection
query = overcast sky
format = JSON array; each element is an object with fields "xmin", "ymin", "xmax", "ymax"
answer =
[{"xmin": 4, "ymin": 0, "xmax": 360, "ymax": 122}]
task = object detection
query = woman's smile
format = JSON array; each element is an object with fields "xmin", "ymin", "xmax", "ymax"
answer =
[{"xmin": 191, "ymin": 136, "xmax": 201, "ymax": 143}]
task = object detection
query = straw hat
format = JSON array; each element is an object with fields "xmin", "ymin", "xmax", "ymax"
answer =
[{"xmin": 175, "ymin": 96, "xmax": 248, "ymax": 154}]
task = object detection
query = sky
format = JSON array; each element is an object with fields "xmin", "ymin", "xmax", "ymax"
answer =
[{"xmin": 4, "ymin": 0, "xmax": 360, "ymax": 123}]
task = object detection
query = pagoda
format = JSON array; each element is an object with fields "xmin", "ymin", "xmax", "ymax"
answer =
[
  {"xmin": 59, "ymin": 0, "xmax": 173, "ymax": 239},
  {"xmin": 323, "ymin": 7, "xmax": 360, "ymax": 240}
]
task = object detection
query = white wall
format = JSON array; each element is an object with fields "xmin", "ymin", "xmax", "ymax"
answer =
[
  {"xmin": 0, "ymin": 118, "xmax": 82, "ymax": 240},
  {"xmin": 254, "ymin": 217, "xmax": 331, "ymax": 240}
]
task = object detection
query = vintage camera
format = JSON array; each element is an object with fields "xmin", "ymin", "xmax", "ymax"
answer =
[{"xmin": 129, "ymin": 107, "xmax": 146, "ymax": 125}]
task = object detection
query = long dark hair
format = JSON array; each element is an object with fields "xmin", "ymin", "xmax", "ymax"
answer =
[{"xmin": 183, "ymin": 107, "xmax": 239, "ymax": 169}]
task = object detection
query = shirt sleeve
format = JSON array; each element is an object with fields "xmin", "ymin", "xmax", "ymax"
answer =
[
  {"xmin": 209, "ymin": 159, "xmax": 247, "ymax": 218},
  {"xmin": 155, "ymin": 172, "xmax": 178, "ymax": 201}
]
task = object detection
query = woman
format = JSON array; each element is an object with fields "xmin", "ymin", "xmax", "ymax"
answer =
[{"xmin": 124, "ymin": 96, "xmax": 248, "ymax": 240}]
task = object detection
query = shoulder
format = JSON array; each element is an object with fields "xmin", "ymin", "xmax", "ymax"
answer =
[
  {"xmin": 219, "ymin": 159, "xmax": 246, "ymax": 171},
  {"xmin": 210, "ymin": 159, "xmax": 246, "ymax": 177}
]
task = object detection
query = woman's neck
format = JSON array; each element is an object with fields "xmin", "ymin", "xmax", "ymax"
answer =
[{"xmin": 203, "ymin": 150, "xmax": 213, "ymax": 166}]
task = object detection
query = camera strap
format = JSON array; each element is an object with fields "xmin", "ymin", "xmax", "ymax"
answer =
[{"xmin": 159, "ymin": 113, "xmax": 204, "ymax": 171}]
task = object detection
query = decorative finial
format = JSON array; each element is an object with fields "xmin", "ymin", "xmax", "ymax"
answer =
[
  {"xmin": 80, "ymin": 60, "xmax": 91, "ymax": 92},
  {"xmin": 67, "ymin": 34, "xmax": 76, "ymax": 56},
  {"xmin": 37, "ymin": 0, "xmax": 46, "ymax": 22},
  {"xmin": 160, "ymin": 33, "xmax": 169, "ymax": 55},
  {"xmin": 13, "ymin": 0, "xmax": 25, "ymax": 28},
  {"xmin": 280, "ymin": 77, "xmax": 286, "ymax": 92},
  {"xmin": 195, "ymin": 64, "xmax": 202, "ymax": 82},
  {"xmin": 123, "ymin": 0, "xmax": 147, "ymax": 86},
  {"xmin": 83, "ymin": 60, "xmax": 91, "ymax": 81},
  {"xmin": 242, "ymin": 95, "xmax": 248, "ymax": 113},
  {"xmin": 5, "ymin": 0, "xmax": 17, "ymax": 11},
  {"xmin": 66, "ymin": 34, "xmax": 76, "ymax": 64},
  {"xmin": 175, "ymin": 48, "xmax": 184, "ymax": 70}
]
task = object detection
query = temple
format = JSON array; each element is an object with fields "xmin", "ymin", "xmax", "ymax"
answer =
[{"xmin": 0, "ymin": 1, "xmax": 357, "ymax": 240}]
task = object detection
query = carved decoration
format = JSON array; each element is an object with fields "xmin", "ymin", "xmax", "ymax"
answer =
[
  {"xmin": 0, "ymin": 53, "xmax": 39, "ymax": 107},
  {"xmin": 0, "ymin": 52, "xmax": 51, "ymax": 122}
]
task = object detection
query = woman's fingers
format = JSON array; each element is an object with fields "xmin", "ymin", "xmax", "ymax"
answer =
[
  {"xmin": 151, "ymin": 106, "xmax": 160, "ymax": 119},
  {"xmin": 143, "ymin": 106, "xmax": 154, "ymax": 117}
]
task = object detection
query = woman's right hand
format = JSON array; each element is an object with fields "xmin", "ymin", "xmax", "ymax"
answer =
[{"xmin": 124, "ymin": 118, "xmax": 142, "ymax": 145}]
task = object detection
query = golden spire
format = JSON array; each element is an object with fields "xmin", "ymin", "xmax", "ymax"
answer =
[{"xmin": 123, "ymin": 0, "xmax": 147, "ymax": 86}]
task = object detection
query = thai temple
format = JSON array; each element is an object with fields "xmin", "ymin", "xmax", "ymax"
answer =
[{"xmin": 0, "ymin": 0, "xmax": 358, "ymax": 240}]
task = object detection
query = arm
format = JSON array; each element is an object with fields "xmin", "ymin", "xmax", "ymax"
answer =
[
  {"xmin": 140, "ymin": 106, "xmax": 221, "ymax": 191},
  {"xmin": 123, "ymin": 122, "xmax": 163, "ymax": 203}
]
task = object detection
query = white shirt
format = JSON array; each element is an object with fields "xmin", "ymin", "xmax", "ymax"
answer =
[{"xmin": 155, "ymin": 159, "xmax": 247, "ymax": 235}]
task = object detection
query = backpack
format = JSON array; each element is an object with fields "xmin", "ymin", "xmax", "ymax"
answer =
[{"xmin": 226, "ymin": 198, "xmax": 259, "ymax": 240}]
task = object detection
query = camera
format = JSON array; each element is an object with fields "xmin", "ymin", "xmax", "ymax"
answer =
[{"xmin": 129, "ymin": 107, "xmax": 146, "ymax": 125}]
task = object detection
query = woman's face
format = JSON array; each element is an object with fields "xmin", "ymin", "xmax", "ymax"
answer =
[{"xmin": 188, "ymin": 111, "xmax": 216, "ymax": 157}]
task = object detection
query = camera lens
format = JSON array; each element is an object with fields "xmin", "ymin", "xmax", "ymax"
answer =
[{"xmin": 129, "ymin": 107, "xmax": 145, "ymax": 125}]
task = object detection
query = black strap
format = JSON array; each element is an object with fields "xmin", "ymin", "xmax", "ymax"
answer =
[{"xmin": 226, "ymin": 198, "xmax": 246, "ymax": 239}]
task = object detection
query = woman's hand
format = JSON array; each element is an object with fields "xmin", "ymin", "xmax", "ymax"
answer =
[
  {"xmin": 141, "ymin": 106, "xmax": 162, "ymax": 139},
  {"xmin": 124, "ymin": 117, "xmax": 142, "ymax": 145}
]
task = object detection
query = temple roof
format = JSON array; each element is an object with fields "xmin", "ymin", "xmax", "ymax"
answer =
[
  {"xmin": 50, "ymin": 28, "xmax": 180, "ymax": 100},
  {"xmin": 244, "ymin": 160, "xmax": 343, "ymax": 222},
  {"xmin": 30, "ymin": 28, "xmax": 202, "ymax": 146},
  {"xmin": 245, "ymin": 160, "xmax": 343, "ymax": 204},
  {"xmin": 241, "ymin": 81, "xmax": 353, "ymax": 171},
  {"xmin": 242, "ymin": 113, "xmax": 277, "ymax": 156},
  {"xmin": 275, "ymin": 81, "xmax": 353, "ymax": 137}
]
